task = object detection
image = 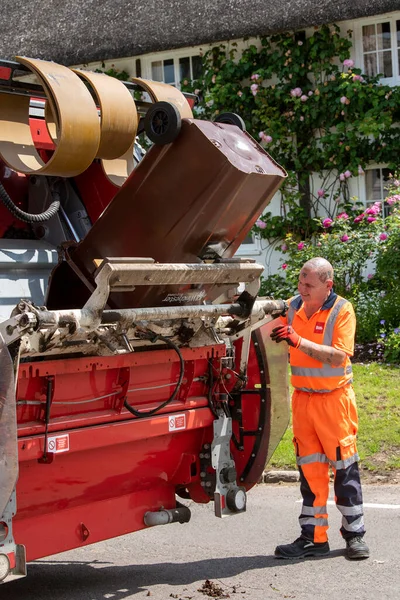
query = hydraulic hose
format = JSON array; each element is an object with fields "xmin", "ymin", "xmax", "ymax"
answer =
[
  {"xmin": 0, "ymin": 180, "xmax": 60, "ymax": 223},
  {"xmin": 124, "ymin": 334, "xmax": 185, "ymax": 418}
]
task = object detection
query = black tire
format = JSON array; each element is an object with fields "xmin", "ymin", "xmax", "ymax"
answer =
[
  {"xmin": 214, "ymin": 112, "xmax": 246, "ymax": 131},
  {"xmin": 144, "ymin": 101, "xmax": 182, "ymax": 145}
]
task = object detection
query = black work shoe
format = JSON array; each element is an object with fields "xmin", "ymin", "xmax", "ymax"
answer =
[
  {"xmin": 345, "ymin": 536, "xmax": 370, "ymax": 560},
  {"xmin": 275, "ymin": 536, "xmax": 330, "ymax": 559}
]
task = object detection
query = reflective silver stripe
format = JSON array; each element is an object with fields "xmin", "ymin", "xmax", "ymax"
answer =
[
  {"xmin": 323, "ymin": 298, "xmax": 348, "ymax": 346},
  {"xmin": 336, "ymin": 504, "xmax": 364, "ymax": 517},
  {"xmin": 291, "ymin": 365, "xmax": 352, "ymax": 378},
  {"xmin": 294, "ymin": 379, "xmax": 353, "ymax": 393},
  {"xmin": 329, "ymin": 452, "xmax": 359, "ymax": 470},
  {"xmin": 299, "ymin": 517, "xmax": 329, "ymax": 527},
  {"xmin": 296, "ymin": 452, "xmax": 329, "ymax": 466},
  {"xmin": 301, "ymin": 505, "xmax": 328, "ymax": 516},
  {"xmin": 287, "ymin": 296, "xmax": 300, "ymax": 326},
  {"xmin": 341, "ymin": 515, "xmax": 365, "ymax": 532}
]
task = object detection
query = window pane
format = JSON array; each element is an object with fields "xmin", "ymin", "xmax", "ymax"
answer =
[
  {"xmin": 242, "ymin": 233, "xmax": 254, "ymax": 245},
  {"xmin": 397, "ymin": 20, "xmax": 400, "ymax": 46},
  {"xmin": 151, "ymin": 60, "xmax": 163, "ymax": 81},
  {"xmin": 366, "ymin": 169, "xmax": 382, "ymax": 201},
  {"xmin": 362, "ymin": 24, "xmax": 376, "ymax": 52},
  {"xmin": 364, "ymin": 53, "xmax": 377, "ymax": 76},
  {"xmin": 377, "ymin": 22, "xmax": 391, "ymax": 50},
  {"xmin": 179, "ymin": 56, "xmax": 190, "ymax": 81},
  {"xmin": 379, "ymin": 50, "xmax": 393, "ymax": 77},
  {"xmin": 192, "ymin": 55, "xmax": 203, "ymax": 80},
  {"xmin": 163, "ymin": 59, "xmax": 175, "ymax": 84}
]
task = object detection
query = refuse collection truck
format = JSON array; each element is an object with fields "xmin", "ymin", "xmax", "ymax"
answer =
[{"xmin": 0, "ymin": 56, "xmax": 290, "ymax": 584}]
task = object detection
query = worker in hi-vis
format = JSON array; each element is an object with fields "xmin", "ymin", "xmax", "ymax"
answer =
[{"xmin": 270, "ymin": 257, "xmax": 369, "ymax": 560}]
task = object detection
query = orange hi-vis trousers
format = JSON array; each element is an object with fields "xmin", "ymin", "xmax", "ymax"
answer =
[{"xmin": 292, "ymin": 384, "xmax": 365, "ymax": 543}]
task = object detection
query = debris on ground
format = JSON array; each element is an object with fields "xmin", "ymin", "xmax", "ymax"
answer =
[{"xmin": 198, "ymin": 579, "xmax": 231, "ymax": 598}]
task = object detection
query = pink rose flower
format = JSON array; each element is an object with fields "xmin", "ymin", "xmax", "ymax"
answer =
[
  {"xmin": 250, "ymin": 83, "xmax": 259, "ymax": 96},
  {"xmin": 290, "ymin": 87, "xmax": 302, "ymax": 97},
  {"xmin": 365, "ymin": 205, "xmax": 380, "ymax": 215},
  {"xmin": 344, "ymin": 170, "xmax": 352, "ymax": 178},
  {"xmin": 358, "ymin": 165, "xmax": 365, "ymax": 175},
  {"xmin": 353, "ymin": 214, "xmax": 364, "ymax": 223},
  {"xmin": 297, "ymin": 242, "xmax": 305, "ymax": 250},
  {"xmin": 263, "ymin": 135, "xmax": 273, "ymax": 143},
  {"xmin": 379, "ymin": 232, "xmax": 388, "ymax": 241},
  {"xmin": 282, "ymin": 263, "xmax": 288, "ymax": 270},
  {"xmin": 317, "ymin": 189, "xmax": 325, "ymax": 197},
  {"xmin": 259, "ymin": 131, "xmax": 265, "ymax": 139},
  {"xmin": 308, "ymin": 90, "xmax": 313, "ymax": 96},
  {"xmin": 251, "ymin": 74, "xmax": 260, "ymax": 80},
  {"xmin": 255, "ymin": 219, "xmax": 266, "ymax": 229},
  {"xmin": 340, "ymin": 96, "xmax": 348, "ymax": 104},
  {"xmin": 353, "ymin": 74, "xmax": 363, "ymax": 82},
  {"xmin": 322, "ymin": 218, "xmax": 333, "ymax": 228},
  {"xmin": 367, "ymin": 274, "xmax": 373, "ymax": 280},
  {"xmin": 340, "ymin": 234, "xmax": 349, "ymax": 242},
  {"xmin": 343, "ymin": 59, "xmax": 355, "ymax": 68},
  {"xmin": 281, "ymin": 244, "xmax": 288, "ymax": 251},
  {"xmin": 300, "ymin": 95, "xmax": 308, "ymax": 102},
  {"xmin": 337, "ymin": 212, "xmax": 349, "ymax": 220},
  {"xmin": 367, "ymin": 216, "xmax": 377, "ymax": 223},
  {"xmin": 339, "ymin": 173, "xmax": 345, "ymax": 181}
]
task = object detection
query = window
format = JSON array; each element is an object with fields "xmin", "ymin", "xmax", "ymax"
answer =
[
  {"xmin": 358, "ymin": 16, "xmax": 400, "ymax": 81},
  {"xmin": 236, "ymin": 233, "xmax": 262, "ymax": 256},
  {"xmin": 149, "ymin": 54, "xmax": 202, "ymax": 87},
  {"xmin": 365, "ymin": 167, "xmax": 392, "ymax": 217}
]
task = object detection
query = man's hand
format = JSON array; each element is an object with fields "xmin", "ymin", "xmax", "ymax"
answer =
[{"xmin": 270, "ymin": 325, "xmax": 302, "ymax": 348}]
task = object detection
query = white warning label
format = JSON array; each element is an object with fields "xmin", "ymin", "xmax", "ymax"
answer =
[
  {"xmin": 168, "ymin": 414, "xmax": 186, "ymax": 432},
  {"xmin": 47, "ymin": 434, "xmax": 70, "ymax": 453}
]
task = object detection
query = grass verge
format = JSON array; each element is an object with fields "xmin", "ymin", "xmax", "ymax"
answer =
[{"xmin": 269, "ymin": 363, "xmax": 400, "ymax": 473}]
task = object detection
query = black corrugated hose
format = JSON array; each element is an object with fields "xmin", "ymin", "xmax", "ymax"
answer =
[{"xmin": 0, "ymin": 180, "xmax": 60, "ymax": 223}]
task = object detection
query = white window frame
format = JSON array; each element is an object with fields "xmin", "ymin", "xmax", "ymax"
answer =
[
  {"xmin": 141, "ymin": 47, "xmax": 203, "ymax": 88},
  {"xmin": 358, "ymin": 163, "xmax": 392, "ymax": 218},
  {"xmin": 236, "ymin": 234, "xmax": 262, "ymax": 257},
  {"xmin": 354, "ymin": 13, "xmax": 400, "ymax": 85}
]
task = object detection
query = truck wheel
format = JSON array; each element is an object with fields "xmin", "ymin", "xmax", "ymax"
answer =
[
  {"xmin": 214, "ymin": 112, "xmax": 246, "ymax": 131},
  {"xmin": 144, "ymin": 101, "xmax": 182, "ymax": 145}
]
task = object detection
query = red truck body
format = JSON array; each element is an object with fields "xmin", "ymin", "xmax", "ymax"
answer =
[{"xmin": 0, "ymin": 57, "xmax": 289, "ymax": 584}]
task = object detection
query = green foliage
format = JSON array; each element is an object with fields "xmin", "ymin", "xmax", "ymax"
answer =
[
  {"xmin": 95, "ymin": 67, "xmax": 130, "ymax": 81},
  {"xmin": 182, "ymin": 25, "xmax": 400, "ymax": 237}
]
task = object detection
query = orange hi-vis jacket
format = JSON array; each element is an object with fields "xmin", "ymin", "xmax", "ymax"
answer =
[{"xmin": 282, "ymin": 291, "xmax": 355, "ymax": 393}]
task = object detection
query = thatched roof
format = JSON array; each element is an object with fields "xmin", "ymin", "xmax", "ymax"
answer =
[{"xmin": 1, "ymin": 0, "xmax": 398, "ymax": 65}]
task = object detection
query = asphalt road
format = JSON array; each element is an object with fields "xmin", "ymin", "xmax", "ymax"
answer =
[{"xmin": 5, "ymin": 484, "xmax": 400, "ymax": 600}]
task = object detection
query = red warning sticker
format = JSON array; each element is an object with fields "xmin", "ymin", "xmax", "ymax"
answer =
[
  {"xmin": 47, "ymin": 434, "xmax": 69, "ymax": 454},
  {"xmin": 168, "ymin": 414, "xmax": 186, "ymax": 432}
]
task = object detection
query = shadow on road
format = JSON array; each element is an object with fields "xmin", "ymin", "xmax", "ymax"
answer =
[{"xmin": 5, "ymin": 550, "xmax": 346, "ymax": 599}]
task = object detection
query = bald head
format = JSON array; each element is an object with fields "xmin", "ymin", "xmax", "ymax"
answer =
[{"xmin": 301, "ymin": 257, "xmax": 334, "ymax": 283}]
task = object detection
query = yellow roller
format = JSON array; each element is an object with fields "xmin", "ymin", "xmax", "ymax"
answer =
[
  {"xmin": 131, "ymin": 77, "xmax": 193, "ymax": 119},
  {"xmin": 0, "ymin": 57, "xmax": 100, "ymax": 177}
]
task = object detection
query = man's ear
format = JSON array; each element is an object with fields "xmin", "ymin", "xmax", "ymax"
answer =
[{"xmin": 327, "ymin": 279, "xmax": 333, "ymax": 291}]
